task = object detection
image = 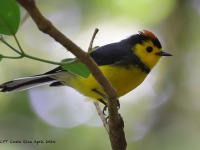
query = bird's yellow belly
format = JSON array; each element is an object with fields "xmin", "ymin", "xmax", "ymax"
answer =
[{"xmin": 70, "ymin": 65, "xmax": 147, "ymax": 101}]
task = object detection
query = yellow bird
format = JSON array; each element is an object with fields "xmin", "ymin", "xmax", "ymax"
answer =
[{"xmin": 0, "ymin": 30, "xmax": 172, "ymax": 104}]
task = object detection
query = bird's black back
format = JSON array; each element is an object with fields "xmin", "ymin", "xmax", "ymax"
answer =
[{"xmin": 90, "ymin": 39, "xmax": 150, "ymax": 73}]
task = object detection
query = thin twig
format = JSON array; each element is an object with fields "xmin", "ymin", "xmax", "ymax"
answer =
[
  {"xmin": 88, "ymin": 28, "xmax": 99, "ymax": 52},
  {"xmin": 93, "ymin": 102, "xmax": 109, "ymax": 133}
]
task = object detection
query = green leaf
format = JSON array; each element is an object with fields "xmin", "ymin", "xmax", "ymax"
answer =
[
  {"xmin": 61, "ymin": 58, "xmax": 91, "ymax": 78},
  {"xmin": 0, "ymin": 0, "xmax": 20, "ymax": 35}
]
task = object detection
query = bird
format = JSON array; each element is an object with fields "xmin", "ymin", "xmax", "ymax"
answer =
[{"xmin": 0, "ymin": 30, "xmax": 172, "ymax": 104}]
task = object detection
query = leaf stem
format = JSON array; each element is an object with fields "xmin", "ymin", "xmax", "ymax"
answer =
[
  {"xmin": 0, "ymin": 35, "xmax": 77, "ymax": 65},
  {"xmin": 2, "ymin": 55, "xmax": 23, "ymax": 59},
  {"xmin": 13, "ymin": 34, "xmax": 25, "ymax": 54},
  {"xmin": 0, "ymin": 36, "xmax": 22, "ymax": 55},
  {"xmin": 24, "ymin": 53, "xmax": 61, "ymax": 65}
]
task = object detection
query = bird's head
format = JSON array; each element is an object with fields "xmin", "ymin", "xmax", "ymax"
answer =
[{"xmin": 129, "ymin": 30, "xmax": 172, "ymax": 69}]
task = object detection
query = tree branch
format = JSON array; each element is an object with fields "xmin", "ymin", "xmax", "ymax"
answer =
[{"xmin": 17, "ymin": 0, "xmax": 127, "ymax": 149}]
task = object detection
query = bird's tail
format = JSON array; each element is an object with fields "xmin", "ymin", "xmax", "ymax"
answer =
[{"xmin": 0, "ymin": 74, "xmax": 57, "ymax": 92}]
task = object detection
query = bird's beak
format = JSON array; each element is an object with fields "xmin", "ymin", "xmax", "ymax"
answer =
[{"xmin": 156, "ymin": 51, "xmax": 172, "ymax": 56}]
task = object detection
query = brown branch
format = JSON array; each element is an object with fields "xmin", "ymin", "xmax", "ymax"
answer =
[{"xmin": 17, "ymin": 0, "xmax": 127, "ymax": 149}]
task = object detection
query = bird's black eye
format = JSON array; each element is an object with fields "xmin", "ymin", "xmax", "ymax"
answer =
[{"xmin": 146, "ymin": 46, "xmax": 153, "ymax": 53}]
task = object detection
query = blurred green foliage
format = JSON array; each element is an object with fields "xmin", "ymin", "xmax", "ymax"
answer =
[{"xmin": 1, "ymin": 0, "xmax": 200, "ymax": 150}]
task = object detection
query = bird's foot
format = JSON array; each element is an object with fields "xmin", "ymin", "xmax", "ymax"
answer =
[{"xmin": 100, "ymin": 99, "xmax": 120, "ymax": 116}]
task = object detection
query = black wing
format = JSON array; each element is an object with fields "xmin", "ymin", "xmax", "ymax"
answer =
[{"xmin": 90, "ymin": 41, "xmax": 134, "ymax": 66}]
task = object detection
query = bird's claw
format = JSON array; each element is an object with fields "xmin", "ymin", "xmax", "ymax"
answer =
[
  {"xmin": 105, "ymin": 113, "xmax": 124, "ymax": 128},
  {"xmin": 103, "ymin": 105, "xmax": 108, "ymax": 116}
]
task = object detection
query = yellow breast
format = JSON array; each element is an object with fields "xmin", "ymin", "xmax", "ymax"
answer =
[{"xmin": 69, "ymin": 65, "xmax": 148, "ymax": 101}]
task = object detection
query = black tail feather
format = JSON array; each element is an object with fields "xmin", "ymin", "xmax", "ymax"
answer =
[
  {"xmin": 0, "ymin": 76, "xmax": 56, "ymax": 92},
  {"xmin": 0, "ymin": 66, "xmax": 68, "ymax": 92},
  {"xmin": 49, "ymin": 81, "xmax": 64, "ymax": 87}
]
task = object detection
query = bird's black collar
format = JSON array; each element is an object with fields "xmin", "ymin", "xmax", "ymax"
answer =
[{"xmin": 132, "ymin": 54, "xmax": 150, "ymax": 74}]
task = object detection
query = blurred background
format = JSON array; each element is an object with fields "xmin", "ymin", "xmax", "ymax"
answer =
[{"xmin": 0, "ymin": 0, "xmax": 200, "ymax": 149}]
